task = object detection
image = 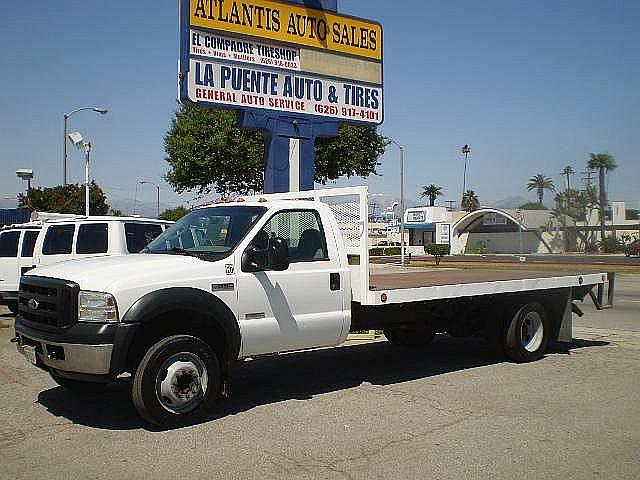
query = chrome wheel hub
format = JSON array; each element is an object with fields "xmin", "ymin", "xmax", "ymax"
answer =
[
  {"xmin": 520, "ymin": 311, "xmax": 544, "ymax": 352},
  {"xmin": 156, "ymin": 353, "xmax": 208, "ymax": 414}
]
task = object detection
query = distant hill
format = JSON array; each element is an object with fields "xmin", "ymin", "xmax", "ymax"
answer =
[{"xmin": 490, "ymin": 196, "xmax": 535, "ymax": 209}]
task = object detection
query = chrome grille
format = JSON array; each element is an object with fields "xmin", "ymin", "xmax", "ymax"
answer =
[{"xmin": 18, "ymin": 277, "xmax": 79, "ymax": 330}]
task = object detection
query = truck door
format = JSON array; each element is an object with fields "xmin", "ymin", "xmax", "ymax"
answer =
[{"xmin": 237, "ymin": 209, "xmax": 346, "ymax": 356}]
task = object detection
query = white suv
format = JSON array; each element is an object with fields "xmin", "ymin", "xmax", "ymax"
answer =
[
  {"xmin": 1, "ymin": 216, "xmax": 171, "ymax": 313},
  {"xmin": 0, "ymin": 223, "xmax": 41, "ymax": 314}
]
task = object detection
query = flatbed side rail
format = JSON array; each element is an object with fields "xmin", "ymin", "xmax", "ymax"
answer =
[
  {"xmin": 246, "ymin": 186, "xmax": 370, "ymax": 301},
  {"xmin": 364, "ymin": 272, "xmax": 610, "ymax": 306}
]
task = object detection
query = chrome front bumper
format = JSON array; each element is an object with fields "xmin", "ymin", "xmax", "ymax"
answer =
[{"xmin": 16, "ymin": 332, "xmax": 113, "ymax": 375}]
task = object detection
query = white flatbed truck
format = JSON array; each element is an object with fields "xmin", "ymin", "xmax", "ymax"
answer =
[{"xmin": 12, "ymin": 186, "xmax": 613, "ymax": 427}]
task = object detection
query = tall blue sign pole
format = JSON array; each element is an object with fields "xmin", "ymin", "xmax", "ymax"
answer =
[
  {"xmin": 240, "ymin": 110, "xmax": 340, "ymax": 193},
  {"xmin": 243, "ymin": 0, "xmax": 339, "ymax": 193}
]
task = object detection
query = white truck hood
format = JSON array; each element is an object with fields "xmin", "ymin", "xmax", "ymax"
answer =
[{"xmin": 26, "ymin": 254, "xmax": 227, "ymax": 295}]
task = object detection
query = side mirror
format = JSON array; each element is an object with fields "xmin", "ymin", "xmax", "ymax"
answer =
[
  {"xmin": 241, "ymin": 236, "xmax": 289, "ymax": 272},
  {"xmin": 241, "ymin": 245, "xmax": 266, "ymax": 273},
  {"xmin": 267, "ymin": 237, "xmax": 289, "ymax": 271}
]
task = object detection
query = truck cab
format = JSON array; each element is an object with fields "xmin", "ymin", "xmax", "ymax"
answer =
[{"xmin": 14, "ymin": 199, "xmax": 351, "ymax": 427}]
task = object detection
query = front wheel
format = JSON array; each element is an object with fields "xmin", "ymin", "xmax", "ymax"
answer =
[
  {"xmin": 384, "ymin": 326, "xmax": 435, "ymax": 349},
  {"xmin": 131, "ymin": 335, "xmax": 221, "ymax": 428},
  {"xmin": 503, "ymin": 302, "xmax": 548, "ymax": 363}
]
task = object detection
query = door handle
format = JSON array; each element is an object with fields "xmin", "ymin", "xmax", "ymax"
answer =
[{"xmin": 330, "ymin": 273, "xmax": 340, "ymax": 291}]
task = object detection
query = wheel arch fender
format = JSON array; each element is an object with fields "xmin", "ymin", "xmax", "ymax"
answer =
[{"xmin": 113, "ymin": 287, "xmax": 240, "ymax": 377}]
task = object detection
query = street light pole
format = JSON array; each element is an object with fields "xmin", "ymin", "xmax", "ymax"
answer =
[
  {"xmin": 461, "ymin": 144, "xmax": 471, "ymax": 204},
  {"xmin": 63, "ymin": 106, "xmax": 107, "ymax": 185},
  {"xmin": 389, "ymin": 139, "xmax": 406, "ymax": 265},
  {"xmin": 16, "ymin": 169, "xmax": 34, "ymax": 210},
  {"xmin": 84, "ymin": 142, "xmax": 92, "ymax": 216},
  {"xmin": 139, "ymin": 181, "xmax": 161, "ymax": 218}
]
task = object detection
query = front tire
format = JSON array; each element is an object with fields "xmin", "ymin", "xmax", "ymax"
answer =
[
  {"xmin": 131, "ymin": 335, "xmax": 221, "ymax": 428},
  {"xmin": 384, "ymin": 326, "xmax": 435, "ymax": 349},
  {"xmin": 503, "ymin": 302, "xmax": 548, "ymax": 363}
]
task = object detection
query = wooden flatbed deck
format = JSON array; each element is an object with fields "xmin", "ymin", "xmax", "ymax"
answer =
[{"xmin": 369, "ymin": 269, "xmax": 596, "ymax": 291}]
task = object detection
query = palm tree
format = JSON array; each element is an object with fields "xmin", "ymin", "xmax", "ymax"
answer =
[
  {"xmin": 461, "ymin": 190, "xmax": 479, "ymax": 212},
  {"xmin": 587, "ymin": 152, "xmax": 618, "ymax": 242},
  {"xmin": 561, "ymin": 166, "xmax": 575, "ymax": 190},
  {"xmin": 527, "ymin": 174, "xmax": 555, "ymax": 205},
  {"xmin": 420, "ymin": 184, "xmax": 443, "ymax": 207}
]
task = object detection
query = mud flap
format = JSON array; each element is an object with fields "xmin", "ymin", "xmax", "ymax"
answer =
[{"xmin": 557, "ymin": 290, "xmax": 573, "ymax": 343}]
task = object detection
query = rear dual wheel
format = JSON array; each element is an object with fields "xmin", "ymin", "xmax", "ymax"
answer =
[{"xmin": 503, "ymin": 302, "xmax": 548, "ymax": 363}]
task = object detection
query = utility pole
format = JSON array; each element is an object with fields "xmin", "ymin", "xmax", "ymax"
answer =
[
  {"xmin": 581, "ymin": 169, "xmax": 596, "ymax": 188},
  {"xmin": 561, "ymin": 166, "xmax": 575, "ymax": 191},
  {"xmin": 370, "ymin": 202, "xmax": 379, "ymax": 220}
]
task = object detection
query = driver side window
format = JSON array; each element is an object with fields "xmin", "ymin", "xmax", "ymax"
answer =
[{"xmin": 258, "ymin": 210, "xmax": 328, "ymax": 262}]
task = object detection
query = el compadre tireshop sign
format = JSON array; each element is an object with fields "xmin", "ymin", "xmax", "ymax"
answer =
[{"xmin": 180, "ymin": 0, "xmax": 383, "ymax": 125}]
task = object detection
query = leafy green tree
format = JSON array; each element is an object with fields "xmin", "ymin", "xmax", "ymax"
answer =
[
  {"xmin": 420, "ymin": 184, "xmax": 443, "ymax": 207},
  {"xmin": 461, "ymin": 190, "xmax": 480, "ymax": 212},
  {"xmin": 526, "ymin": 174, "xmax": 555, "ymax": 205},
  {"xmin": 164, "ymin": 104, "xmax": 388, "ymax": 195},
  {"xmin": 159, "ymin": 206, "xmax": 190, "ymax": 222},
  {"xmin": 109, "ymin": 208, "xmax": 123, "ymax": 217},
  {"xmin": 552, "ymin": 187, "xmax": 598, "ymax": 252},
  {"xmin": 424, "ymin": 243, "xmax": 450, "ymax": 265},
  {"xmin": 587, "ymin": 152, "xmax": 618, "ymax": 241},
  {"xmin": 18, "ymin": 182, "xmax": 109, "ymax": 215}
]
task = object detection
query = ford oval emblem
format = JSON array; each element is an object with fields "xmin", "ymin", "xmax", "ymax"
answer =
[{"xmin": 28, "ymin": 298, "xmax": 39, "ymax": 310}]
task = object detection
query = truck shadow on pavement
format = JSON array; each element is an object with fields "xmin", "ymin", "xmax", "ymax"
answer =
[{"xmin": 35, "ymin": 335, "xmax": 608, "ymax": 431}]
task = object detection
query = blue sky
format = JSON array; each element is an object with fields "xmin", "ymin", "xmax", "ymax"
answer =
[{"xmin": 1, "ymin": 0, "xmax": 638, "ymax": 213}]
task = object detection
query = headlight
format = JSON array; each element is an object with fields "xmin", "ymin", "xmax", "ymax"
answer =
[{"xmin": 78, "ymin": 291, "xmax": 119, "ymax": 323}]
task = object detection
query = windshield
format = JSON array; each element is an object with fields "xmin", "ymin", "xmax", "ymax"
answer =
[{"xmin": 145, "ymin": 205, "xmax": 266, "ymax": 259}]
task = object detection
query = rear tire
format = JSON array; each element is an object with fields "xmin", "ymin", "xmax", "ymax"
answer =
[
  {"xmin": 503, "ymin": 302, "xmax": 548, "ymax": 363},
  {"xmin": 384, "ymin": 326, "xmax": 435, "ymax": 349},
  {"xmin": 49, "ymin": 372, "xmax": 107, "ymax": 393},
  {"xmin": 131, "ymin": 335, "xmax": 221, "ymax": 428}
]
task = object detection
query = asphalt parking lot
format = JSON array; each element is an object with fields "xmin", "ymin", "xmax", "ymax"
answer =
[{"xmin": 1, "ymin": 274, "xmax": 639, "ymax": 480}]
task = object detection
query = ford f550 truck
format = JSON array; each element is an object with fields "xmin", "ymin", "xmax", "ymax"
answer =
[{"xmin": 13, "ymin": 187, "xmax": 613, "ymax": 427}]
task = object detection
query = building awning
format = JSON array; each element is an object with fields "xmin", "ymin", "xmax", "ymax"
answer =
[{"xmin": 404, "ymin": 222, "xmax": 437, "ymax": 230}]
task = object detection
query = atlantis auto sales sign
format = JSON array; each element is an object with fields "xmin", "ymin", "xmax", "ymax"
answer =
[{"xmin": 180, "ymin": 0, "xmax": 384, "ymax": 125}]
